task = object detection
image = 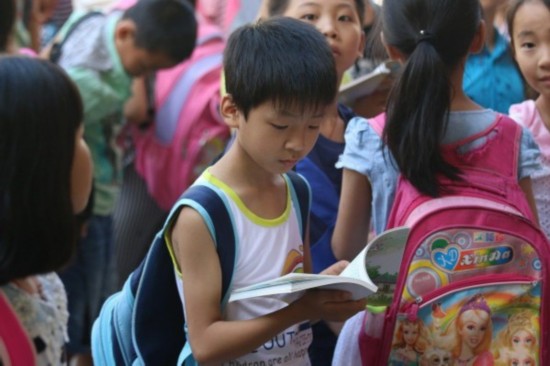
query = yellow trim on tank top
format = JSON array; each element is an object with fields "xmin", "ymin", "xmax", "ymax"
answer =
[{"xmin": 203, "ymin": 169, "xmax": 291, "ymax": 227}]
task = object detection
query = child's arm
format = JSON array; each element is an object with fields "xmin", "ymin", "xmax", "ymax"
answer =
[
  {"xmin": 332, "ymin": 168, "xmax": 373, "ymax": 261},
  {"xmin": 519, "ymin": 177, "xmax": 540, "ymax": 225},
  {"xmin": 172, "ymin": 207, "xmax": 366, "ymax": 364}
]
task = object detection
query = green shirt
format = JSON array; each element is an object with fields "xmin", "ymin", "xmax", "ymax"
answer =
[{"xmin": 58, "ymin": 11, "xmax": 132, "ymax": 215}]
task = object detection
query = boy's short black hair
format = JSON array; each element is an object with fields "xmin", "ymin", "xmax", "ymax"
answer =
[
  {"xmin": 123, "ymin": 0, "xmax": 197, "ymax": 62},
  {"xmin": 224, "ymin": 16, "xmax": 338, "ymax": 119},
  {"xmin": 267, "ymin": 0, "xmax": 365, "ymax": 26}
]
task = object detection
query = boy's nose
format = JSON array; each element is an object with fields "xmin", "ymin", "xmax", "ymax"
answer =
[{"xmin": 285, "ymin": 132, "xmax": 306, "ymax": 152}]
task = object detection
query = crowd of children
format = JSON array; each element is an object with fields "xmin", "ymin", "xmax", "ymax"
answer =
[{"xmin": 1, "ymin": 0, "xmax": 550, "ymax": 365}]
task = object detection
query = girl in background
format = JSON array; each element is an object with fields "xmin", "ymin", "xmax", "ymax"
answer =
[
  {"xmin": 508, "ymin": 0, "xmax": 550, "ymax": 239},
  {"xmin": 0, "ymin": 56, "xmax": 93, "ymax": 365},
  {"xmin": 332, "ymin": 0, "xmax": 540, "ymax": 363}
]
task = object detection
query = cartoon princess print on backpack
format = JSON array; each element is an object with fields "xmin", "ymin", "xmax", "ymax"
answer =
[{"xmin": 387, "ymin": 227, "xmax": 543, "ymax": 366}]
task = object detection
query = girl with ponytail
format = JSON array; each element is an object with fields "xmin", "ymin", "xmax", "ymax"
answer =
[{"xmin": 332, "ymin": 1, "xmax": 540, "ymax": 363}]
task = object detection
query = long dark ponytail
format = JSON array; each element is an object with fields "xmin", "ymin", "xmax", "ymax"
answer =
[{"xmin": 382, "ymin": 0, "xmax": 481, "ymax": 197}]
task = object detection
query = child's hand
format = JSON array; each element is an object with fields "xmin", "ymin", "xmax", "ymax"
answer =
[
  {"xmin": 294, "ymin": 289, "xmax": 367, "ymax": 322},
  {"xmin": 320, "ymin": 260, "xmax": 349, "ymax": 276}
]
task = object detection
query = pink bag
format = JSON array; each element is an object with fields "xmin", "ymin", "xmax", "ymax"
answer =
[{"xmin": 359, "ymin": 113, "xmax": 550, "ymax": 365}]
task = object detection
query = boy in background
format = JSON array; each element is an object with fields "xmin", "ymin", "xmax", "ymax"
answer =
[
  {"xmin": 171, "ymin": 17, "xmax": 366, "ymax": 365},
  {"xmin": 55, "ymin": 0, "xmax": 197, "ymax": 364}
]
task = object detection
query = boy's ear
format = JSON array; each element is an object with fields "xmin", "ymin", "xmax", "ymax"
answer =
[
  {"xmin": 220, "ymin": 94, "xmax": 241, "ymax": 128},
  {"xmin": 469, "ymin": 20, "xmax": 486, "ymax": 55},
  {"xmin": 115, "ymin": 19, "xmax": 137, "ymax": 43}
]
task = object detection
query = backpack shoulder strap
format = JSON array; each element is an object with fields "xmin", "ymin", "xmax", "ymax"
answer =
[
  {"xmin": 130, "ymin": 184, "xmax": 236, "ymax": 365},
  {"xmin": 49, "ymin": 11, "xmax": 104, "ymax": 63},
  {"xmin": 367, "ymin": 112, "xmax": 386, "ymax": 137},
  {"xmin": 285, "ymin": 171, "xmax": 312, "ymax": 241},
  {"xmin": 154, "ymin": 28, "xmax": 224, "ymax": 143},
  {"xmin": 0, "ymin": 291, "xmax": 37, "ymax": 365}
]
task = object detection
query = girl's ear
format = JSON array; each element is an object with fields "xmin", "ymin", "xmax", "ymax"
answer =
[
  {"xmin": 220, "ymin": 94, "xmax": 241, "ymax": 128},
  {"xmin": 381, "ymin": 32, "xmax": 406, "ymax": 63},
  {"xmin": 357, "ymin": 30, "xmax": 366, "ymax": 59},
  {"xmin": 469, "ymin": 20, "xmax": 486, "ymax": 54}
]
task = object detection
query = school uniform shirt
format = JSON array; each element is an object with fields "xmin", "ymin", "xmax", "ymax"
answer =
[
  {"xmin": 463, "ymin": 29, "xmax": 525, "ymax": 114},
  {"xmin": 172, "ymin": 170, "xmax": 313, "ymax": 366},
  {"xmin": 58, "ymin": 10, "xmax": 132, "ymax": 216},
  {"xmin": 509, "ymin": 100, "xmax": 550, "ymax": 239}
]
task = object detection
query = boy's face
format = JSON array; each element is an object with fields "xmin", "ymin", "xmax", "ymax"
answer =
[
  {"xmin": 115, "ymin": 20, "xmax": 178, "ymax": 77},
  {"xmin": 222, "ymin": 98, "xmax": 329, "ymax": 174},
  {"xmin": 118, "ymin": 43, "xmax": 177, "ymax": 77},
  {"xmin": 283, "ymin": 0, "xmax": 365, "ymax": 79}
]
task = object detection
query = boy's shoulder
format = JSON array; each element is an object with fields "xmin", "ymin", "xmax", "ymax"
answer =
[{"xmin": 57, "ymin": 11, "xmax": 119, "ymax": 73}]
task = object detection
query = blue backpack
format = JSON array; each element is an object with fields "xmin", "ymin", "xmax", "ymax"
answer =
[{"xmin": 91, "ymin": 171, "xmax": 311, "ymax": 365}]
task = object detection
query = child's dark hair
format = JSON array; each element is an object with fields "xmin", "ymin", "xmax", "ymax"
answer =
[
  {"xmin": 224, "ymin": 16, "xmax": 337, "ymax": 119},
  {"xmin": 267, "ymin": 0, "xmax": 365, "ymax": 26},
  {"xmin": 0, "ymin": 0, "xmax": 15, "ymax": 52},
  {"xmin": 122, "ymin": 0, "xmax": 197, "ymax": 62},
  {"xmin": 382, "ymin": 0, "xmax": 481, "ymax": 197},
  {"xmin": 0, "ymin": 57, "xmax": 84, "ymax": 284},
  {"xmin": 507, "ymin": 0, "xmax": 550, "ymax": 48}
]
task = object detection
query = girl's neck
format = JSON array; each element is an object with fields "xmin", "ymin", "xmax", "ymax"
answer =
[
  {"xmin": 451, "ymin": 62, "xmax": 484, "ymax": 112},
  {"xmin": 536, "ymin": 96, "xmax": 550, "ymax": 132},
  {"xmin": 320, "ymin": 110, "xmax": 345, "ymax": 142},
  {"xmin": 483, "ymin": 10, "xmax": 497, "ymax": 50},
  {"xmin": 12, "ymin": 276, "xmax": 40, "ymax": 295}
]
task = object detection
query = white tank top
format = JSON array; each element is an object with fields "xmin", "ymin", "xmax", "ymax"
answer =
[{"xmin": 174, "ymin": 171, "xmax": 312, "ymax": 365}]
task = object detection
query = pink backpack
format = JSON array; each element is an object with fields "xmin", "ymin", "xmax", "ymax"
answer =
[
  {"xmin": 133, "ymin": 23, "xmax": 230, "ymax": 211},
  {"xmin": 359, "ymin": 113, "xmax": 550, "ymax": 365}
]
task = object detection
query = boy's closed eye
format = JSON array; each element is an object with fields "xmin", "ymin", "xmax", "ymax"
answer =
[{"xmin": 270, "ymin": 123, "xmax": 288, "ymax": 130}]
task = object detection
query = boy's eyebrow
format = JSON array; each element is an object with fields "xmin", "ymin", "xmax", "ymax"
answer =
[{"xmin": 278, "ymin": 109, "xmax": 326, "ymax": 118}]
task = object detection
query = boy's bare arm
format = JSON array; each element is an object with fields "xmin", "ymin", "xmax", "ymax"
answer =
[
  {"xmin": 172, "ymin": 207, "xmax": 366, "ymax": 364},
  {"xmin": 332, "ymin": 168, "xmax": 373, "ymax": 261}
]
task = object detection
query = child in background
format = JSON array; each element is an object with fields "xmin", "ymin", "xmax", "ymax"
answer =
[
  {"xmin": 332, "ymin": 0, "xmax": 540, "ymax": 363},
  {"xmin": 265, "ymin": 1, "xmax": 366, "ymax": 362},
  {"xmin": 463, "ymin": 0, "xmax": 525, "ymax": 114},
  {"xmin": 170, "ymin": 17, "xmax": 366, "ymax": 365},
  {"xmin": 0, "ymin": 56, "xmax": 93, "ymax": 366},
  {"xmin": 508, "ymin": 0, "xmax": 550, "ymax": 239},
  {"xmin": 54, "ymin": 0, "xmax": 197, "ymax": 363}
]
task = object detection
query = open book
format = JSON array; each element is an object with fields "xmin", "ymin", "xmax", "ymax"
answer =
[
  {"xmin": 228, "ymin": 226, "xmax": 410, "ymax": 303},
  {"xmin": 338, "ymin": 60, "xmax": 401, "ymax": 105}
]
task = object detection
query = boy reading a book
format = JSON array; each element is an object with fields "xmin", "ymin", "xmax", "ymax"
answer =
[{"xmin": 169, "ymin": 17, "xmax": 367, "ymax": 365}]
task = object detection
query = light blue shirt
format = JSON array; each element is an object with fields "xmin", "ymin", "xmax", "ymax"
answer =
[{"xmin": 336, "ymin": 110, "xmax": 540, "ymax": 234}]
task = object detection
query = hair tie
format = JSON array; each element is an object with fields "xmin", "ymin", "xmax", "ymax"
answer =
[{"xmin": 417, "ymin": 29, "xmax": 434, "ymax": 45}]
